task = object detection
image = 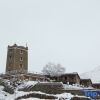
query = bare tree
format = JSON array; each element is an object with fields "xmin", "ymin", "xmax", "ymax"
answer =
[{"xmin": 42, "ymin": 62, "xmax": 65, "ymax": 76}]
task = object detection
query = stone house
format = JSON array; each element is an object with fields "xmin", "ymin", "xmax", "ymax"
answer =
[
  {"xmin": 22, "ymin": 73, "xmax": 49, "ymax": 81},
  {"xmin": 0, "ymin": 73, "xmax": 49, "ymax": 82},
  {"xmin": 46, "ymin": 72, "xmax": 81, "ymax": 85},
  {"xmin": 92, "ymin": 83, "xmax": 100, "ymax": 89},
  {"xmin": 58, "ymin": 73, "xmax": 80, "ymax": 84},
  {"xmin": 80, "ymin": 79, "xmax": 92, "ymax": 87}
]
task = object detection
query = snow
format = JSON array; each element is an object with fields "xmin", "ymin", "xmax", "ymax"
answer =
[
  {"xmin": 0, "ymin": 81, "xmax": 39, "ymax": 100},
  {"xmin": 0, "ymin": 89, "xmax": 74, "ymax": 100},
  {"xmin": 20, "ymin": 98, "xmax": 45, "ymax": 100},
  {"xmin": 0, "ymin": 84, "xmax": 74, "ymax": 100},
  {"xmin": 24, "ymin": 81, "xmax": 37, "ymax": 86},
  {"xmin": 0, "ymin": 86, "xmax": 4, "ymax": 90},
  {"xmin": 56, "ymin": 93, "xmax": 73, "ymax": 100},
  {"xmin": 80, "ymin": 66, "xmax": 100, "ymax": 83},
  {"xmin": 0, "ymin": 90, "xmax": 46, "ymax": 100},
  {"xmin": 42, "ymin": 62, "xmax": 65, "ymax": 76},
  {"xmin": 63, "ymin": 84, "xmax": 83, "ymax": 90},
  {"xmin": 18, "ymin": 92, "xmax": 73, "ymax": 100},
  {"xmin": 63, "ymin": 84, "xmax": 93, "ymax": 91},
  {"xmin": 17, "ymin": 81, "xmax": 38, "ymax": 90},
  {"xmin": 0, "ymin": 80, "xmax": 93, "ymax": 100}
]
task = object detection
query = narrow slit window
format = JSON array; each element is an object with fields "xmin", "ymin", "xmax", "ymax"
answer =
[
  {"xmin": 20, "ymin": 57, "xmax": 23, "ymax": 61},
  {"xmin": 9, "ymin": 56, "xmax": 12, "ymax": 60},
  {"xmin": 20, "ymin": 50, "xmax": 23, "ymax": 54},
  {"xmin": 20, "ymin": 64, "xmax": 23, "ymax": 69}
]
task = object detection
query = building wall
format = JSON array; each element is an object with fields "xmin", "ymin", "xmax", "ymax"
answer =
[
  {"xmin": 75, "ymin": 75, "xmax": 80, "ymax": 84},
  {"xmin": 52, "ymin": 74, "xmax": 80, "ymax": 85},
  {"xmin": 80, "ymin": 79, "xmax": 92, "ymax": 87},
  {"xmin": 92, "ymin": 84, "xmax": 100, "ymax": 89},
  {"xmin": 6, "ymin": 44, "xmax": 28, "ymax": 73}
]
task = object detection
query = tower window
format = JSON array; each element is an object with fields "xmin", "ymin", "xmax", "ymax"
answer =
[
  {"xmin": 20, "ymin": 64, "xmax": 23, "ymax": 69},
  {"xmin": 9, "ymin": 56, "xmax": 12, "ymax": 60},
  {"xmin": 20, "ymin": 57, "xmax": 23, "ymax": 61},
  {"xmin": 20, "ymin": 50, "xmax": 23, "ymax": 54}
]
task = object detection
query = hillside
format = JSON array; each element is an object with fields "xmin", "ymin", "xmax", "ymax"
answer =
[
  {"xmin": 80, "ymin": 66, "xmax": 100, "ymax": 83},
  {"xmin": 0, "ymin": 79, "xmax": 92, "ymax": 100}
]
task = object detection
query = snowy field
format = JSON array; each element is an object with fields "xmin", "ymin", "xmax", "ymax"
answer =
[
  {"xmin": 0, "ymin": 80, "xmax": 74, "ymax": 100},
  {"xmin": 0, "ymin": 80, "xmax": 93, "ymax": 100},
  {"xmin": 0, "ymin": 86, "xmax": 73, "ymax": 100}
]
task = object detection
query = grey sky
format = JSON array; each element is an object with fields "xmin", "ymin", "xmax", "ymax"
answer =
[{"xmin": 0, "ymin": 0, "xmax": 100, "ymax": 73}]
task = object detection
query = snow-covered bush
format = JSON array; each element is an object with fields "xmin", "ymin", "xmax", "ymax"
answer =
[{"xmin": 42, "ymin": 62, "xmax": 65, "ymax": 76}]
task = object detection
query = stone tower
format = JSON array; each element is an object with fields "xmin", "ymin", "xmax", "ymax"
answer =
[{"xmin": 6, "ymin": 44, "xmax": 28, "ymax": 74}]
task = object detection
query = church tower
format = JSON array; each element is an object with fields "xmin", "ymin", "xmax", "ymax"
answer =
[{"xmin": 6, "ymin": 44, "xmax": 28, "ymax": 74}]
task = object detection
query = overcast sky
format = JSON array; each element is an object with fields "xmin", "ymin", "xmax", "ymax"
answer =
[{"xmin": 0, "ymin": 0, "xmax": 100, "ymax": 73}]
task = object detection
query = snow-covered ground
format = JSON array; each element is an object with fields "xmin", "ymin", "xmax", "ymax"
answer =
[
  {"xmin": 56, "ymin": 93, "xmax": 73, "ymax": 100},
  {"xmin": 0, "ymin": 80, "xmax": 74, "ymax": 100},
  {"xmin": 20, "ymin": 98, "xmax": 45, "ymax": 100},
  {"xmin": 63, "ymin": 84, "xmax": 83, "ymax": 90},
  {"xmin": 17, "ymin": 80, "xmax": 38, "ymax": 90},
  {"xmin": 0, "ymin": 85, "xmax": 73, "ymax": 100},
  {"xmin": 0, "ymin": 80, "xmax": 93, "ymax": 100},
  {"xmin": 63, "ymin": 84, "xmax": 93, "ymax": 90}
]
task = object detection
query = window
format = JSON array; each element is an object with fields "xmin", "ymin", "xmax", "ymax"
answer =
[
  {"xmin": 65, "ymin": 77, "xmax": 67, "ymax": 80},
  {"xmin": 20, "ymin": 64, "xmax": 23, "ymax": 68},
  {"xmin": 20, "ymin": 50, "xmax": 23, "ymax": 54},
  {"xmin": 20, "ymin": 57, "xmax": 23, "ymax": 61},
  {"xmin": 9, "ymin": 56, "xmax": 12, "ymax": 60}
]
